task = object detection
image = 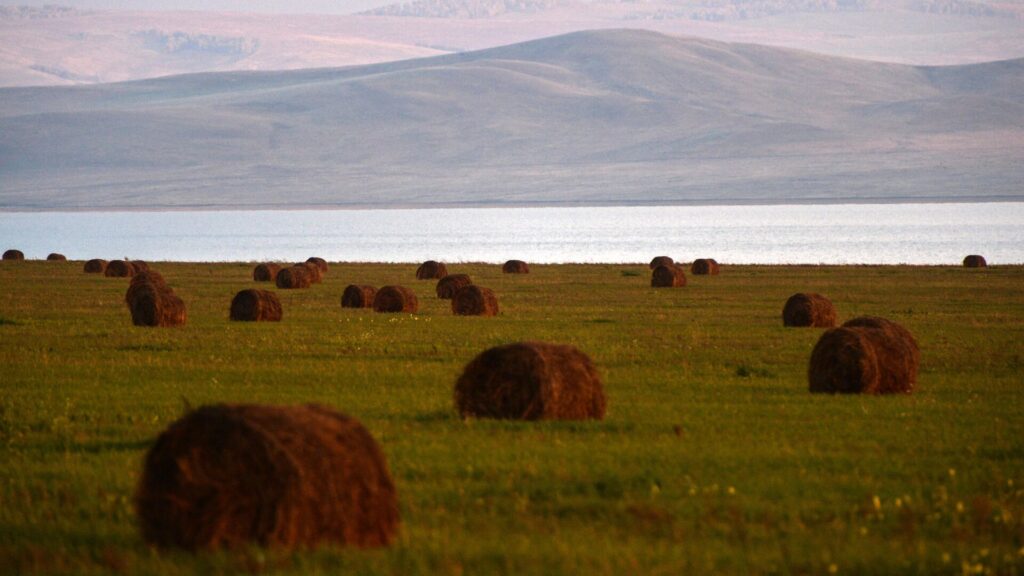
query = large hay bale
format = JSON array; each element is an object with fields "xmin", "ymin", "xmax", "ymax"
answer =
[
  {"xmin": 131, "ymin": 260, "xmax": 151, "ymax": 273},
  {"xmin": 651, "ymin": 265, "xmax": 687, "ymax": 288},
  {"xmin": 690, "ymin": 258, "xmax": 720, "ymax": 275},
  {"xmin": 253, "ymin": 263, "xmax": 282, "ymax": 282},
  {"xmin": 782, "ymin": 293, "xmax": 837, "ymax": 328},
  {"xmin": 963, "ymin": 255, "xmax": 987, "ymax": 268},
  {"xmin": 373, "ymin": 286, "xmax": 418, "ymax": 313},
  {"xmin": 2, "ymin": 249, "xmax": 24, "ymax": 261},
  {"xmin": 230, "ymin": 289, "xmax": 283, "ymax": 322},
  {"xmin": 455, "ymin": 342, "xmax": 606, "ymax": 420},
  {"xmin": 105, "ymin": 260, "xmax": 136, "ymax": 278},
  {"xmin": 127, "ymin": 275, "xmax": 186, "ymax": 327},
  {"xmin": 305, "ymin": 257, "xmax": 328, "ymax": 274},
  {"xmin": 126, "ymin": 270, "xmax": 168, "ymax": 305},
  {"xmin": 502, "ymin": 260, "xmax": 529, "ymax": 274},
  {"xmin": 415, "ymin": 261, "xmax": 448, "ymax": 280},
  {"xmin": 452, "ymin": 285, "xmax": 499, "ymax": 317},
  {"xmin": 296, "ymin": 262, "xmax": 323, "ymax": 284},
  {"xmin": 84, "ymin": 259, "xmax": 108, "ymax": 273},
  {"xmin": 808, "ymin": 316, "xmax": 918, "ymax": 394},
  {"xmin": 342, "ymin": 285, "xmax": 377, "ymax": 309},
  {"xmin": 649, "ymin": 256, "xmax": 674, "ymax": 270},
  {"xmin": 276, "ymin": 266, "xmax": 312, "ymax": 289},
  {"xmin": 436, "ymin": 274, "xmax": 473, "ymax": 299},
  {"xmin": 46, "ymin": 253, "xmax": 67, "ymax": 261},
  {"xmin": 134, "ymin": 403, "xmax": 399, "ymax": 551}
]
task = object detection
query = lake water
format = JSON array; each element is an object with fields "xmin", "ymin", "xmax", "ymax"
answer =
[{"xmin": 1, "ymin": 203, "xmax": 1022, "ymax": 265}]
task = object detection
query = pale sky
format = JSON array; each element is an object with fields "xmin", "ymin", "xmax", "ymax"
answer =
[{"xmin": 2, "ymin": 0, "xmax": 398, "ymax": 14}]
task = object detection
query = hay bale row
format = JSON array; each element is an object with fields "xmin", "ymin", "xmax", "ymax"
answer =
[
  {"xmin": 691, "ymin": 258, "xmax": 720, "ymax": 275},
  {"xmin": 502, "ymin": 260, "xmax": 529, "ymax": 274},
  {"xmin": 298, "ymin": 262, "xmax": 323, "ymax": 284},
  {"xmin": 230, "ymin": 289, "xmax": 283, "ymax": 322},
  {"xmin": 436, "ymin": 274, "xmax": 472, "ymax": 299},
  {"xmin": 809, "ymin": 316, "xmax": 919, "ymax": 394},
  {"xmin": 452, "ymin": 285, "xmax": 498, "ymax": 317},
  {"xmin": 649, "ymin": 256, "xmax": 674, "ymax": 270},
  {"xmin": 373, "ymin": 286, "xmax": 418, "ymax": 313},
  {"xmin": 963, "ymin": 254, "xmax": 987, "ymax": 268},
  {"xmin": 105, "ymin": 260, "xmax": 137, "ymax": 278},
  {"xmin": 276, "ymin": 266, "xmax": 313, "ymax": 289},
  {"xmin": 126, "ymin": 270, "xmax": 186, "ymax": 327},
  {"xmin": 782, "ymin": 293, "xmax": 837, "ymax": 328},
  {"xmin": 253, "ymin": 263, "xmax": 282, "ymax": 282},
  {"xmin": 135, "ymin": 403, "xmax": 399, "ymax": 551},
  {"xmin": 342, "ymin": 285, "xmax": 377, "ymax": 308},
  {"xmin": 416, "ymin": 261, "xmax": 447, "ymax": 280},
  {"xmin": 455, "ymin": 342, "xmax": 605, "ymax": 420},
  {"xmin": 651, "ymin": 264, "xmax": 687, "ymax": 288},
  {"xmin": 47, "ymin": 253, "xmax": 67, "ymax": 261},
  {"xmin": 84, "ymin": 259, "xmax": 108, "ymax": 273},
  {"xmin": 306, "ymin": 257, "xmax": 328, "ymax": 274}
]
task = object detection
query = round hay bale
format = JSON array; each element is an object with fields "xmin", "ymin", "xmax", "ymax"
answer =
[
  {"xmin": 415, "ymin": 261, "xmax": 448, "ymax": 280},
  {"xmin": 502, "ymin": 260, "xmax": 529, "ymax": 274},
  {"xmin": 651, "ymin": 265, "xmax": 686, "ymax": 288},
  {"xmin": 253, "ymin": 263, "xmax": 281, "ymax": 282},
  {"xmin": 105, "ymin": 260, "xmax": 136, "ymax": 278},
  {"xmin": 691, "ymin": 258, "xmax": 720, "ymax": 275},
  {"xmin": 436, "ymin": 274, "xmax": 473, "ymax": 299},
  {"xmin": 341, "ymin": 285, "xmax": 377, "ymax": 309},
  {"xmin": 131, "ymin": 260, "xmax": 150, "ymax": 273},
  {"xmin": 455, "ymin": 342, "xmax": 606, "ymax": 420},
  {"xmin": 46, "ymin": 253, "xmax": 67, "ymax": 261},
  {"xmin": 134, "ymin": 403, "xmax": 400, "ymax": 551},
  {"xmin": 808, "ymin": 316, "xmax": 918, "ymax": 394},
  {"xmin": 963, "ymin": 255, "xmax": 987, "ymax": 268},
  {"xmin": 276, "ymin": 266, "xmax": 312, "ymax": 289},
  {"xmin": 125, "ymin": 270, "xmax": 168, "ymax": 305},
  {"xmin": 782, "ymin": 293, "xmax": 837, "ymax": 327},
  {"xmin": 373, "ymin": 286, "xmax": 418, "ymax": 313},
  {"xmin": 649, "ymin": 256, "xmax": 674, "ymax": 270},
  {"xmin": 230, "ymin": 289, "xmax": 283, "ymax": 322},
  {"xmin": 2, "ymin": 249, "xmax": 24, "ymax": 261},
  {"xmin": 452, "ymin": 285, "xmax": 499, "ymax": 317},
  {"xmin": 295, "ymin": 262, "xmax": 323, "ymax": 284},
  {"xmin": 127, "ymin": 279, "xmax": 186, "ymax": 327},
  {"xmin": 305, "ymin": 257, "xmax": 328, "ymax": 274},
  {"xmin": 84, "ymin": 259, "xmax": 108, "ymax": 273}
]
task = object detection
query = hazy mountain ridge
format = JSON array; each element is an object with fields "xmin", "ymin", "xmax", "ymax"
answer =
[
  {"xmin": 1, "ymin": 29, "xmax": 1021, "ymax": 209},
  {"xmin": 364, "ymin": 0, "xmax": 567, "ymax": 18}
]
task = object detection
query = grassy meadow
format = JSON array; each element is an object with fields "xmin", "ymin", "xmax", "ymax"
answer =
[{"xmin": 0, "ymin": 260, "xmax": 1021, "ymax": 575}]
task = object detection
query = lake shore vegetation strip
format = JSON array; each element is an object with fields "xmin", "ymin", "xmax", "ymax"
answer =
[{"xmin": 0, "ymin": 261, "xmax": 1021, "ymax": 574}]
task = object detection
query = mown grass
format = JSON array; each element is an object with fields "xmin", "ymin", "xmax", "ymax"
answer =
[{"xmin": 0, "ymin": 260, "xmax": 1021, "ymax": 575}]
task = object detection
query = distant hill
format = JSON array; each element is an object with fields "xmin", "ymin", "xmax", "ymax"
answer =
[{"xmin": 1, "ymin": 29, "xmax": 1022, "ymax": 209}]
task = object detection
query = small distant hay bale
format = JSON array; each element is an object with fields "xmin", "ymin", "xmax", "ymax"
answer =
[
  {"xmin": 134, "ymin": 403, "xmax": 400, "ymax": 551},
  {"xmin": 84, "ymin": 259, "xmax": 108, "ymax": 273},
  {"xmin": 373, "ymin": 286, "xmax": 418, "ymax": 313},
  {"xmin": 230, "ymin": 289, "xmax": 283, "ymax": 322},
  {"xmin": 341, "ymin": 285, "xmax": 377, "ymax": 308},
  {"xmin": 452, "ymin": 285, "xmax": 499, "ymax": 317},
  {"xmin": 649, "ymin": 256, "xmax": 674, "ymax": 270},
  {"xmin": 105, "ymin": 260, "xmax": 136, "ymax": 278},
  {"xmin": 2, "ymin": 249, "xmax": 24, "ymax": 261},
  {"xmin": 502, "ymin": 260, "xmax": 529, "ymax": 274},
  {"xmin": 415, "ymin": 261, "xmax": 448, "ymax": 280},
  {"xmin": 296, "ymin": 262, "xmax": 323, "ymax": 284},
  {"xmin": 46, "ymin": 253, "xmax": 67, "ymax": 261},
  {"xmin": 808, "ymin": 316, "xmax": 919, "ymax": 394},
  {"xmin": 305, "ymin": 257, "xmax": 328, "ymax": 274},
  {"xmin": 690, "ymin": 258, "xmax": 720, "ymax": 275},
  {"xmin": 436, "ymin": 274, "xmax": 473, "ymax": 299},
  {"xmin": 963, "ymin": 255, "xmax": 987, "ymax": 268},
  {"xmin": 276, "ymin": 266, "xmax": 312, "ymax": 289},
  {"xmin": 126, "ymin": 271, "xmax": 186, "ymax": 327},
  {"xmin": 782, "ymin": 293, "xmax": 837, "ymax": 328},
  {"xmin": 651, "ymin": 265, "xmax": 686, "ymax": 288},
  {"xmin": 253, "ymin": 263, "xmax": 282, "ymax": 282},
  {"xmin": 455, "ymin": 342, "xmax": 606, "ymax": 420},
  {"xmin": 131, "ymin": 260, "xmax": 150, "ymax": 273}
]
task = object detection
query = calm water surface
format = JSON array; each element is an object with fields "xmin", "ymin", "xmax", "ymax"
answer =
[{"xmin": 1, "ymin": 203, "xmax": 1022, "ymax": 264}]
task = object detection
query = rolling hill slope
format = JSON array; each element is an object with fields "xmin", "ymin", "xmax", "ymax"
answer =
[{"xmin": 1, "ymin": 29, "xmax": 1021, "ymax": 209}]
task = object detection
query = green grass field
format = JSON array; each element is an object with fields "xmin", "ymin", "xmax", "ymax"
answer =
[{"xmin": 1, "ymin": 260, "xmax": 1021, "ymax": 575}]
